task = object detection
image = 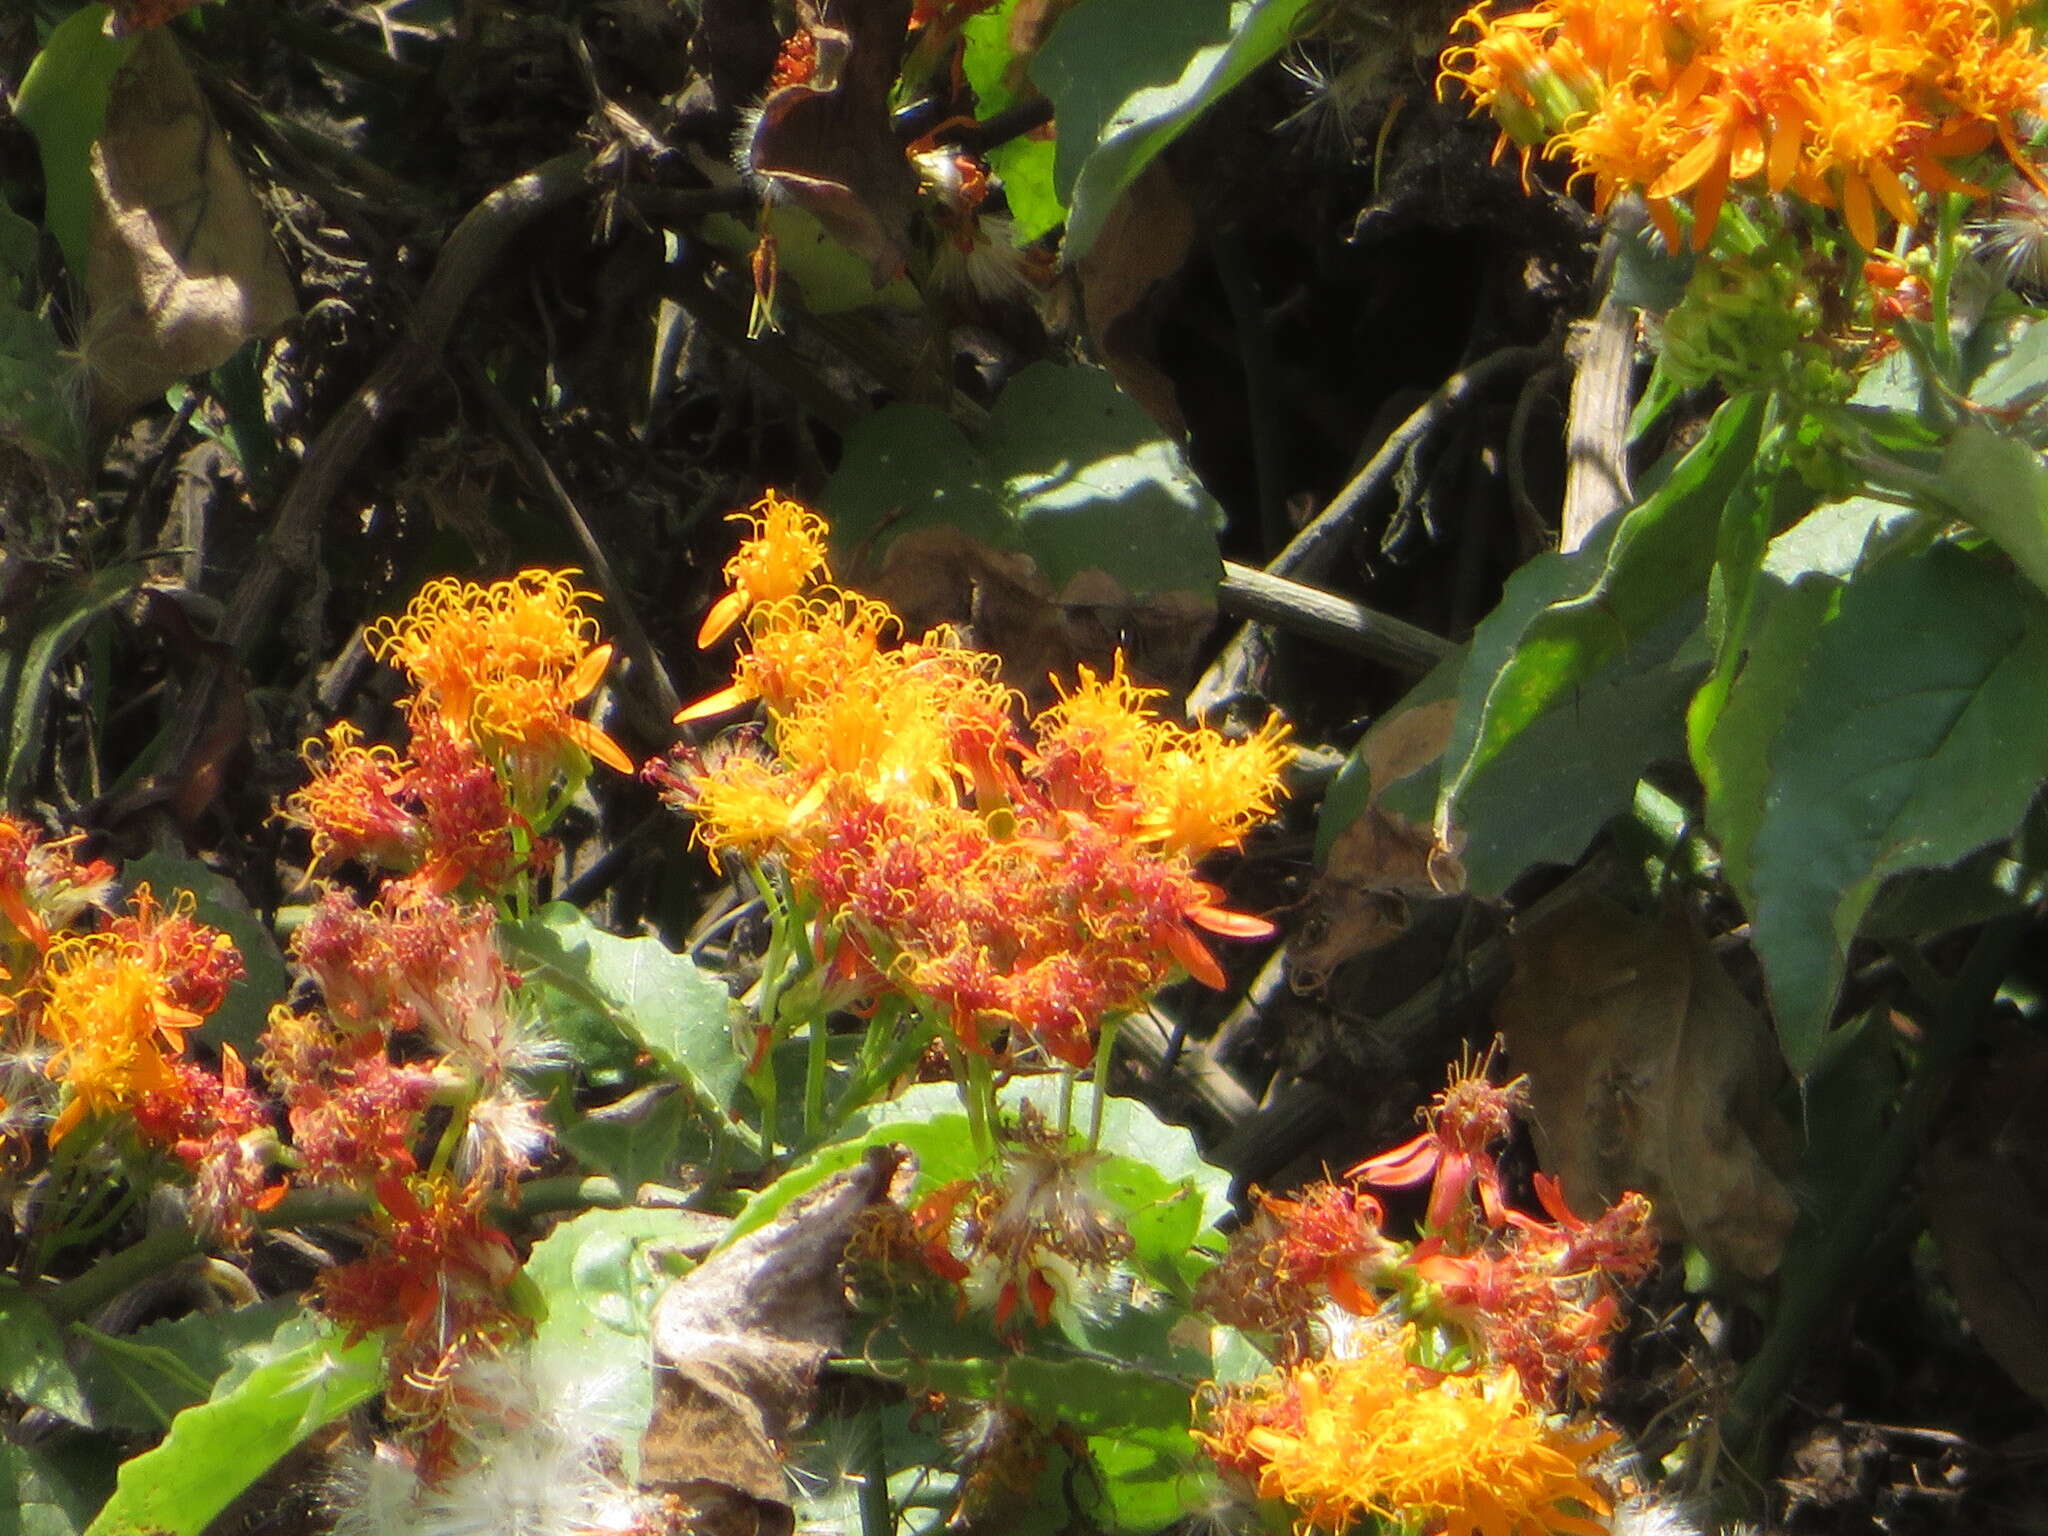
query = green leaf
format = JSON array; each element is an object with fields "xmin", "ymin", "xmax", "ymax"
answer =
[
  {"xmin": 74, "ymin": 1298, "xmax": 298, "ymax": 1435},
  {"xmin": 1930, "ymin": 423, "xmax": 2048, "ymax": 599},
  {"xmin": 558, "ymin": 1086, "xmax": 699, "ymax": 1193},
  {"xmin": 882, "ymin": 1353, "xmax": 1191, "ymax": 1436},
  {"xmin": 13, "ymin": 6, "xmax": 134, "ymax": 282},
  {"xmin": 1698, "ymin": 577, "xmax": 1838, "ymax": 901},
  {"xmin": 723, "ymin": 1079, "xmax": 1228, "ymax": 1254},
  {"xmin": 0, "ymin": 1443, "xmax": 98, "ymax": 1536},
  {"xmin": 960, "ymin": 0, "xmax": 1066, "ymax": 240},
  {"xmin": 3, "ymin": 565, "xmax": 142, "ymax": 800},
  {"xmin": 0, "ymin": 281, "xmax": 86, "ymax": 474},
  {"xmin": 503, "ymin": 903, "xmax": 745, "ymax": 1132},
  {"xmin": 1089, "ymin": 1425, "xmax": 1212, "ymax": 1534},
  {"xmin": 80, "ymin": 1317, "xmax": 381, "ymax": 1536},
  {"xmin": 1704, "ymin": 545, "xmax": 2048, "ymax": 1071},
  {"xmin": 0, "ymin": 1283, "xmax": 91, "ymax": 1427},
  {"xmin": 525, "ymin": 1205, "xmax": 710, "ymax": 1480},
  {"xmin": 1033, "ymin": 0, "xmax": 1313, "ymax": 259},
  {"xmin": 1447, "ymin": 621, "xmax": 1707, "ymax": 898},
  {"xmin": 695, "ymin": 208, "xmax": 922, "ymax": 317},
  {"xmin": 1440, "ymin": 391, "xmax": 1766, "ymax": 837},
  {"xmin": 827, "ymin": 360, "xmax": 1224, "ymax": 603},
  {"xmin": 121, "ymin": 853, "xmax": 287, "ymax": 1057}
]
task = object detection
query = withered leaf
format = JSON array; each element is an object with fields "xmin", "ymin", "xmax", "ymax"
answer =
[
  {"xmin": 1076, "ymin": 161, "xmax": 1194, "ymax": 437},
  {"xmin": 1495, "ymin": 896, "xmax": 1798, "ymax": 1280},
  {"xmin": 1290, "ymin": 697, "xmax": 1463, "ymax": 990},
  {"xmin": 1925, "ymin": 1028, "xmax": 2048, "ymax": 1408},
  {"xmin": 639, "ymin": 1145, "xmax": 903, "ymax": 1536},
  {"xmin": 745, "ymin": 0, "xmax": 919, "ymax": 284},
  {"xmin": 82, "ymin": 29, "xmax": 297, "ymax": 436}
]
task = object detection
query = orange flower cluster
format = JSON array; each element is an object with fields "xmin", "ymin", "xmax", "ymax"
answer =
[
  {"xmin": 288, "ymin": 569, "xmax": 633, "ymax": 896},
  {"xmin": 368, "ymin": 568, "xmax": 633, "ymax": 799},
  {"xmin": 1440, "ymin": 0, "xmax": 2048, "ymax": 250},
  {"xmin": 1199, "ymin": 1325, "xmax": 1616, "ymax": 1536},
  {"xmin": 657, "ymin": 496, "xmax": 1291, "ymax": 1067},
  {"xmin": 0, "ymin": 818, "xmax": 278, "ymax": 1238},
  {"xmin": 1196, "ymin": 1058, "xmax": 1657, "ymax": 1536}
]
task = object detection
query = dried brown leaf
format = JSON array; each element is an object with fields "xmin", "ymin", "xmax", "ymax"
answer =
[
  {"xmin": 1495, "ymin": 896, "xmax": 1798, "ymax": 1279},
  {"xmin": 745, "ymin": 0, "xmax": 919, "ymax": 284},
  {"xmin": 1925, "ymin": 1028, "xmax": 2048, "ymax": 1407},
  {"xmin": 639, "ymin": 1146, "xmax": 904, "ymax": 1535},
  {"xmin": 82, "ymin": 29, "xmax": 296, "ymax": 435},
  {"xmin": 1076, "ymin": 162, "xmax": 1193, "ymax": 437},
  {"xmin": 1289, "ymin": 698, "xmax": 1462, "ymax": 989}
]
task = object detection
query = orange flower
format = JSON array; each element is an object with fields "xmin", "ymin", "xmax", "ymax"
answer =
[
  {"xmin": 1442, "ymin": 0, "xmax": 2048, "ymax": 250},
  {"xmin": 661, "ymin": 506, "xmax": 1287, "ymax": 1069},
  {"xmin": 284, "ymin": 722, "xmax": 424, "ymax": 875},
  {"xmin": 1198, "ymin": 1325, "xmax": 1615, "ymax": 1536},
  {"xmin": 696, "ymin": 490, "xmax": 832, "ymax": 647},
  {"xmin": 38, "ymin": 929, "xmax": 202, "ymax": 1143},
  {"xmin": 367, "ymin": 568, "xmax": 633, "ymax": 796}
]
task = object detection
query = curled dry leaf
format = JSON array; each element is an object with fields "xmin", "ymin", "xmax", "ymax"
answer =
[
  {"xmin": 745, "ymin": 0, "xmax": 920, "ymax": 285},
  {"xmin": 639, "ymin": 1145, "xmax": 904, "ymax": 1536},
  {"xmin": 1075, "ymin": 161, "xmax": 1195, "ymax": 438},
  {"xmin": 1495, "ymin": 896, "xmax": 1798, "ymax": 1280},
  {"xmin": 82, "ymin": 28, "xmax": 297, "ymax": 436},
  {"xmin": 1925, "ymin": 1027, "xmax": 2048, "ymax": 1408},
  {"xmin": 1290, "ymin": 696, "xmax": 1464, "ymax": 991}
]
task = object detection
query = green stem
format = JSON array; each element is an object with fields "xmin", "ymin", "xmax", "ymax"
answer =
[
  {"xmin": 1929, "ymin": 192, "xmax": 1964, "ymax": 381},
  {"xmin": 425, "ymin": 1083, "xmax": 477, "ymax": 1180},
  {"xmin": 803, "ymin": 1009, "xmax": 830, "ymax": 1148},
  {"xmin": 46, "ymin": 1225, "xmax": 200, "ymax": 1324},
  {"xmin": 952, "ymin": 1045, "xmax": 995, "ymax": 1165},
  {"xmin": 832, "ymin": 1007, "xmax": 935, "ymax": 1129},
  {"xmin": 1087, "ymin": 1015, "xmax": 1121, "ymax": 1151},
  {"xmin": 858, "ymin": 1407, "xmax": 892, "ymax": 1536},
  {"xmin": 1056, "ymin": 1067, "xmax": 1077, "ymax": 1139}
]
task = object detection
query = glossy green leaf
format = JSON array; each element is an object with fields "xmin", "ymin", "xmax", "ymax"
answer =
[
  {"xmin": 80, "ymin": 1318, "xmax": 381, "ymax": 1536},
  {"xmin": 0, "ymin": 1283, "xmax": 90, "ymax": 1427},
  {"xmin": 1440, "ymin": 391, "xmax": 1765, "ymax": 838},
  {"xmin": 1033, "ymin": 0, "xmax": 1313, "ymax": 259},
  {"xmin": 504, "ymin": 903, "xmax": 745, "ymax": 1132},
  {"xmin": 13, "ymin": 6, "xmax": 133, "ymax": 282},
  {"xmin": 1703, "ymin": 545, "xmax": 2048, "ymax": 1071},
  {"xmin": 122, "ymin": 852, "xmax": 287, "ymax": 1057},
  {"xmin": 827, "ymin": 360, "xmax": 1224, "ymax": 602}
]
